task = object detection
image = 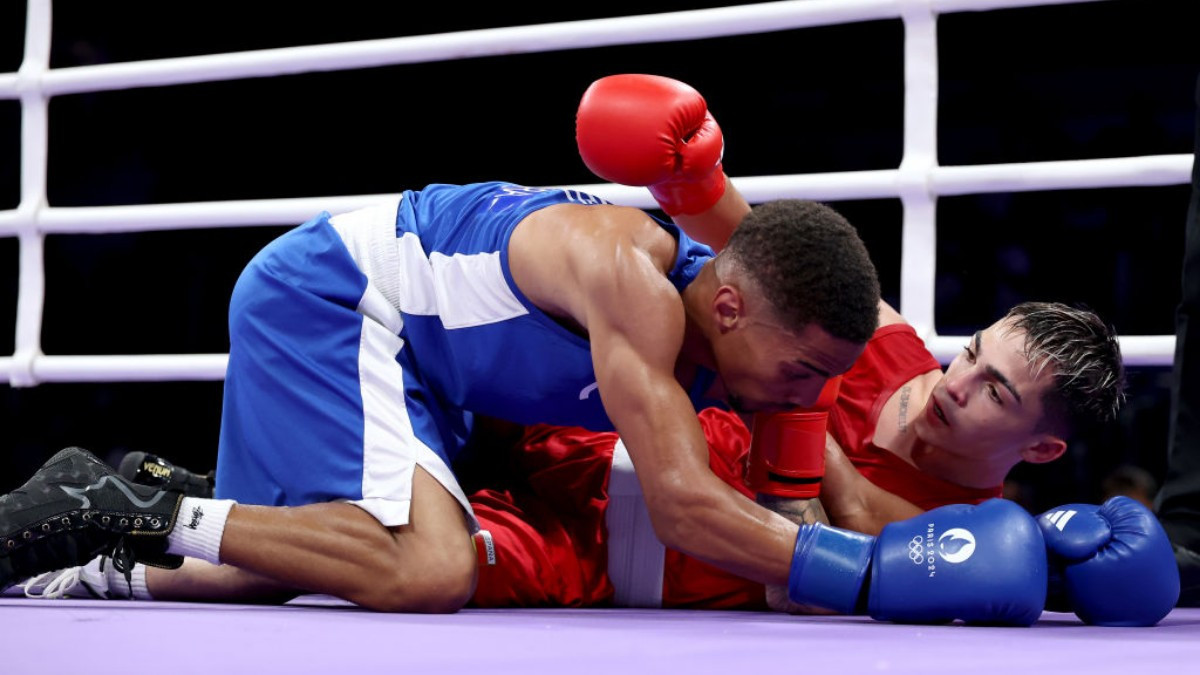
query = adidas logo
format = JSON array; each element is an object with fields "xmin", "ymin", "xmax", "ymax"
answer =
[{"xmin": 1042, "ymin": 509, "xmax": 1078, "ymax": 532}]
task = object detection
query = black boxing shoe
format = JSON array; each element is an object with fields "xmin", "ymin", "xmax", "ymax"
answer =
[
  {"xmin": 119, "ymin": 451, "xmax": 214, "ymax": 499},
  {"xmin": 0, "ymin": 447, "xmax": 184, "ymax": 592}
]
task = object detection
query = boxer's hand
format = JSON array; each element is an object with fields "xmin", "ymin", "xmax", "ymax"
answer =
[
  {"xmin": 1038, "ymin": 496, "xmax": 1179, "ymax": 626},
  {"xmin": 788, "ymin": 499, "xmax": 1047, "ymax": 626},
  {"xmin": 576, "ymin": 73, "xmax": 726, "ymax": 215}
]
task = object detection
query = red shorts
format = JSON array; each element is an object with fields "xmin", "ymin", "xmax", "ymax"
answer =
[{"xmin": 469, "ymin": 409, "xmax": 766, "ymax": 610}]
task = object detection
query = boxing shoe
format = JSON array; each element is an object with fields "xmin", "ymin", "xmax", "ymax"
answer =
[
  {"xmin": 0, "ymin": 447, "xmax": 183, "ymax": 593},
  {"xmin": 20, "ymin": 555, "xmax": 122, "ymax": 599},
  {"xmin": 119, "ymin": 451, "xmax": 214, "ymax": 498}
]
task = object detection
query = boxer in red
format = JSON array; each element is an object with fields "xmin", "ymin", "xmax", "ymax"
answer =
[
  {"xmin": 464, "ymin": 296, "xmax": 1120, "ymax": 611},
  {"xmin": 466, "ymin": 74, "xmax": 1174, "ymax": 625}
]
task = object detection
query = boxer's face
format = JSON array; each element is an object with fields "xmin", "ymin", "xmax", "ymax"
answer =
[
  {"xmin": 714, "ymin": 316, "xmax": 863, "ymax": 415},
  {"xmin": 912, "ymin": 318, "xmax": 1058, "ymax": 468}
]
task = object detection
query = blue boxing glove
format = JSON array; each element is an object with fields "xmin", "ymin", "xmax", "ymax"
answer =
[
  {"xmin": 787, "ymin": 499, "xmax": 1046, "ymax": 626},
  {"xmin": 1038, "ymin": 496, "xmax": 1179, "ymax": 626}
]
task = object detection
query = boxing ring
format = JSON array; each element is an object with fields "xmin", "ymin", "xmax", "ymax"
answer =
[
  {"xmin": 2, "ymin": 597, "xmax": 1198, "ymax": 674},
  {"xmin": 2, "ymin": 0, "xmax": 1199, "ymax": 671}
]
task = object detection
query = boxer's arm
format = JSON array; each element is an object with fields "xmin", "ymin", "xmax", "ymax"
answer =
[
  {"xmin": 760, "ymin": 494, "xmax": 835, "ymax": 614},
  {"xmin": 817, "ymin": 299, "xmax": 923, "ymax": 533},
  {"xmin": 820, "ymin": 433, "xmax": 921, "ymax": 536},
  {"xmin": 877, "ymin": 299, "xmax": 906, "ymax": 327},
  {"xmin": 579, "ymin": 241, "xmax": 796, "ymax": 586},
  {"xmin": 669, "ymin": 181, "xmax": 750, "ymax": 253}
]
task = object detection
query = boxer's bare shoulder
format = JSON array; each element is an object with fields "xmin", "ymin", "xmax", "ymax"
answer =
[{"xmin": 507, "ymin": 203, "xmax": 684, "ymax": 335}]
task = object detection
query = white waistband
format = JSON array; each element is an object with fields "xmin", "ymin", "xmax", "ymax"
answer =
[
  {"xmin": 605, "ymin": 439, "xmax": 666, "ymax": 608},
  {"xmin": 325, "ymin": 198, "xmax": 527, "ymax": 330},
  {"xmin": 328, "ymin": 200, "xmax": 404, "ymax": 320}
]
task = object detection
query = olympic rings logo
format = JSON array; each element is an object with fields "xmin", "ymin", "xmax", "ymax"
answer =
[{"xmin": 907, "ymin": 535, "xmax": 924, "ymax": 564}]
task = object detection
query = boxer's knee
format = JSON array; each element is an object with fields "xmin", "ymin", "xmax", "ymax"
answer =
[
  {"xmin": 364, "ymin": 541, "xmax": 476, "ymax": 613},
  {"xmin": 361, "ymin": 467, "xmax": 477, "ymax": 613}
]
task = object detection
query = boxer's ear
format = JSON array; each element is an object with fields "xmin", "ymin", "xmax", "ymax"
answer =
[
  {"xmin": 1020, "ymin": 436, "xmax": 1066, "ymax": 464},
  {"xmin": 713, "ymin": 285, "xmax": 744, "ymax": 333}
]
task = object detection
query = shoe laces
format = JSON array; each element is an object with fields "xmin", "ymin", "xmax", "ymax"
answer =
[
  {"xmin": 23, "ymin": 545, "xmax": 136, "ymax": 600},
  {"xmin": 107, "ymin": 537, "xmax": 137, "ymax": 598},
  {"xmin": 23, "ymin": 566, "xmax": 84, "ymax": 599}
]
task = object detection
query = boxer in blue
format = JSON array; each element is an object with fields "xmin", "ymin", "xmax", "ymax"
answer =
[{"xmin": 0, "ymin": 92, "xmax": 882, "ymax": 611}]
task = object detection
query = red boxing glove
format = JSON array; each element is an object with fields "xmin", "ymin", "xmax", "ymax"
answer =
[
  {"xmin": 745, "ymin": 377, "xmax": 842, "ymax": 499},
  {"xmin": 576, "ymin": 73, "xmax": 727, "ymax": 216}
]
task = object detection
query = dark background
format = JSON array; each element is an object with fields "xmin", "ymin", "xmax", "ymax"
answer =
[{"xmin": 0, "ymin": 0, "xmax": 1196, "ymax": 513}]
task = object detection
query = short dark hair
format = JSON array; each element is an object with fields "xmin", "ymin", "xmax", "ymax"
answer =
[
  {"xmin": 1003, "ymin": 301, "xmax": 1126, "ymax": 434},
  {"xmin": 720, "ymin": 199, "xmax": 879, "ymax": 343}
]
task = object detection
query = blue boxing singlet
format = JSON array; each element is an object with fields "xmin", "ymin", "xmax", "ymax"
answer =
[{"xmin": 377, "ymin": 181, "xmax": 720, "ymax": 431}]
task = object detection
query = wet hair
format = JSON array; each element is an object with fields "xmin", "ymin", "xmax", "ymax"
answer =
[
  {"xmin": 718, "ymin": 199, "xmax": 880, "ymax": 343},
  {"xmin": 1003, "ymin": 301, "xmax": 1126, "ymax": 435}
]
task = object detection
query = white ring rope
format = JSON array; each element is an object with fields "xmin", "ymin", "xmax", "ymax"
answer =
[
  {"xmin": 0, "ymin": 0, "xmax": 1114, "ymax": 100},
  {"xmin": 0, "ymin": 0, "xmax": 1191, "ymax": 385}
]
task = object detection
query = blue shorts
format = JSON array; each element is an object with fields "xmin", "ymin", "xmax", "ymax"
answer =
[{"xmin": 215, "ymin": 202, "xmax": 476, "ymax": 529}]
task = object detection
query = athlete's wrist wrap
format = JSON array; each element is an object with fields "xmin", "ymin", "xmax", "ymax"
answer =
[{"xmin": 745, "ymin": 376, "xmax": 842, "ymax": 498}]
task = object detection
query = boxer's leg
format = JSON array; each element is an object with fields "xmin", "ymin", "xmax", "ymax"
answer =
[
  {"xmin": 145, "ymin": 558, "xmax": 296, "ymax": 604},
  {"xmin": 1157, "ymin": 73, "xmax": 1200, "ymax": 605},
  {"xmin": 203, "ymin": 207, "xmax": 478, "ymax": 611},
  {"xmin": 148, "ymin": 467, "xmax": 475, "ymax": 611}
]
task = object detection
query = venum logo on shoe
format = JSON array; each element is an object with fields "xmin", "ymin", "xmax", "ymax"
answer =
[
  {"xmin": 186, "ymin": 506, "xmax": 204, "ymax": 530},
  {"xmin": 141, "ymin": 461, "xmax": 173, "ymax": 480}
]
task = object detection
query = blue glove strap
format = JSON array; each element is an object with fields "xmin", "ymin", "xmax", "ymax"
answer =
[{"xmin": 787, "ymin": 523, "xmax": 875, "ymax": 614}]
